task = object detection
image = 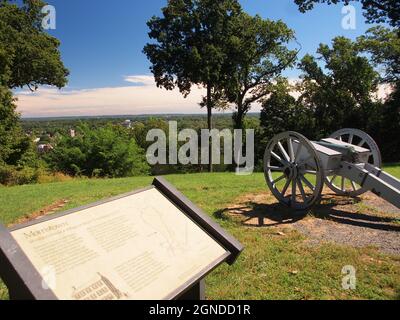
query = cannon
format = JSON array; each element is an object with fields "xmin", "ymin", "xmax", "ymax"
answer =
[{"xmin": 263, "ymin": 129, "xmax": 400, "ymax": 211}]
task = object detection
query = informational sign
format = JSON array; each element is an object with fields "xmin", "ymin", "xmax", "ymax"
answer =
[{"xmin": 0, "ymin": 178, "xmax": 243, "ymax": 300}]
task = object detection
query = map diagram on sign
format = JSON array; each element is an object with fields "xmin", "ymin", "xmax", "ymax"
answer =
[{"xmin": 140, "ymin": 204, "xmax": 189, "ymax": 257}]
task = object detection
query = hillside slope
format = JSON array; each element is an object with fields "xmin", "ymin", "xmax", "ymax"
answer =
[{"xmin": 1, "ymin": 168, "xmax": 399, "ymax": 300}]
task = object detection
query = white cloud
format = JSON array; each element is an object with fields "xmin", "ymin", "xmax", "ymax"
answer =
[
  {"xmin": 15, "ymin": 75, "xmax": 209, "ymax": 117},
  {"xmin": 123, "ymin": 75, "xmax": 156, "ymax": 86},
  {"xmin": 14, "ymin": 75, "xmax": 392, "ymax": 118}
]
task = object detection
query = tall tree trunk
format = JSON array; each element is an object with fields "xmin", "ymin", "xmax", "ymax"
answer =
[
  {"xmin": 233, "ymin": 101, "xmax": 244, "ymax": 130},
  {"xmin": 233, "ymin": 111, "xmax": 244, "ymax": 130},
  {"xmin": 207, "ymin": 84, "xmax": 213, "ymax": 172}
]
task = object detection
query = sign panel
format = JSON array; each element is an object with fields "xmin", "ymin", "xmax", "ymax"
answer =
[{"xmin": 9, "ymin": 187, "xmax": 228, "ymax": 300}]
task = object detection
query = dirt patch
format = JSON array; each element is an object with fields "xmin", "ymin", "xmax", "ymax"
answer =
[
  {"xmin": 9, "ymin": 199, "xmax": 69, "ymax": 227},
  {"xmin": 362, "ymin": 192, "xmax": 400, "ymax": 215},
  {"xmin": 218, "ymin": 190, "xmax": 400, "ymax": 255}
]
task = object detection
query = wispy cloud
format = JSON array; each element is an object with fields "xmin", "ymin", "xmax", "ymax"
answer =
[
  {"xmin": 15, "ymin": 75, "xmax": 392, "ymax": 118},
  {"xmin": 15, "ymin": 75, "xmax": 208, "ymax": 118},
  {"xmin": 123, "ymin": 75, "xmax": 156, "ymax": 86}
]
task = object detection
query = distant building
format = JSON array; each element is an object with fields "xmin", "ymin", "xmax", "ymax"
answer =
[
  {"xmin": 122, "ymin": 119, "xmax": 132, "ymax": 129},
  {"xmin": 69, "ymin": 129, "xmax": 76, "ymax": 138},
  {"xmin": 37, "ymin": 144, "xmax": 53, "ymax": 153}
]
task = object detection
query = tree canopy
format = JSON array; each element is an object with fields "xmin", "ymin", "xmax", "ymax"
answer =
[
  {"xmin": 143, "ymin": 0, "xmax": 241, "ymax": 98},
  {"xmin": 298, "ymin": 36, "xmax": 380, "ymax": 135},
  {"xmin": 0, "ymin": 0, "xmax": 69, "ymax": 184},
  {"xmin": 225, "ymin": 14, "xmax": 297, "ymax": 129},
  {"xmin": 260, "ymin": 78, "xmax": 313, "ymax": 137},
  {"xmin": 257, "ymin": 34, "xmax": 399, "ymax": 163},
  {"xmin": 0, "ymin": 0, "xmax": 69, "ymax": 89},
  {"xmin": 0, "ymin": 86, "xmax": 30, "ymax": 166},
  {"xmin": 294, "ymin": 0, "xmax": 400, "ymax": 29},
  {"xmin": 358, "ymin": 26, "xmax": 400, "ymax": 84}
]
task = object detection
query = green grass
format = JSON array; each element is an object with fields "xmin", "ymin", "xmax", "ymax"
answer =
[
  {"xmin": 383, "ymin": 163, "xmax": 400, "ymax": 179},
  {"xmin": 0, "ymin": 165, "xmax": 399, "ymax": 300}
]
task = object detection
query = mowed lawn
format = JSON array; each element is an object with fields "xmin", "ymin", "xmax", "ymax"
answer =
[{"xmin": 0, "ymin": 165, "xmax": 399, "ymax": 300}]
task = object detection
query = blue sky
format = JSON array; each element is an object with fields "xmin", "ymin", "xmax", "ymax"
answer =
[{"xmin": 16, "ymin": 0, "xmax": 377, "ymax": 117}]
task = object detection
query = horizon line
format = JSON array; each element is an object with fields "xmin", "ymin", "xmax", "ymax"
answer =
[{"xmin": 21, "ymin": 112, "xmax": 261, "ymax": 120}]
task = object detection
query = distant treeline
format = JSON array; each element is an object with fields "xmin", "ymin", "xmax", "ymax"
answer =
[{"xmin": 21, "ymin": 114, "xmax": 259, "ymax": 136}]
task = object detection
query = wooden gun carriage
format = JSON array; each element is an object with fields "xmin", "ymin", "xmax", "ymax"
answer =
[{"xmin": 263, "ymin": 129, "xmax": 400, "ymax": 211}]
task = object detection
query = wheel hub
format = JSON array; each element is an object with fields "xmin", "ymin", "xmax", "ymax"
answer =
[{"xmin": 284, "ymin": 163, "xmax": 299, "ymax": 180}]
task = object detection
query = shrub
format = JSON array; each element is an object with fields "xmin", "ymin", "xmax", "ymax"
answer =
[
  {"xmin": 0, "ymin": 164, "xmax": 40, "ymax": 186},
  {"xmin": 45, "ymin": 123, "xmax": 150, "ymax": 178}
]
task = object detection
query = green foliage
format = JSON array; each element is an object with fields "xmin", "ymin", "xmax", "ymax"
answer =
[
  {"xmin": 375, "ymin": 84, "xmax": 400, "ymax": 161},
  {"xmin": 294, "ymin": 0, "xmax": 400, "ymax": 29},
  {"xmin": 360, "ymin": 26, "xmax": 400, "ymax": 161},
  {"xmin": 144, "ymin": 0, "xmax": 243, "ymax": 171},
  {"xmin": 358, "ymin": 26, "xmax": 400, "ymax": 83},
  {"xmin": 260, "ymin": 79, "xmax": 315, "ymax": 139},
  {"xmin": 0, "ymin": 86, "xmax": 21, "ymax": 164},
  {"xmin": 0, "ymin": 85, "xmax": 42, "ymax": 165},
  {"xmin": 21, "ymin": 115, "xmax": 253, "ymax": 176},
  {"xmin": 0, "ymin": 0, "xmax": 69, "ymax": 89},
  {"xmin": 298, "ymin": 36, "xmax": 380, "ymax": 136},
  {"xmin": 0, "ymin": 164, "xmax": 45, "ymax": 186},
  {"xmin": 144, "ymin": 2, "xmax": 297, "ymax": 131},
  {"xmin": 45, "ymin": 124, "xmax": 150, "ymax": 178},
  {"xmin": 226, "ymin": 14, "xmax": 297, "ymax": 129},
  {"xmin": 258, "ymin": 36, "xmax": 400, "ymax": 163},
  {"xmin": 0, "ymin": 85, "xmax": 45, "ymax": 185},
  {"xmin": 143, "ymin": 0, "xmax": 244, "ymax": 161},
  {"xmin": 0, "ymin": 0, "xmax": 69, "ymax": 185},
  {"xmin": 257, "ymin": 78, "xmax": 316, "ymax": 168},
  {"xmin": 131, "ymin": 117, "xmax": 169, "ymax": 151},
  {"xmin": 144, "ymin": 0, "xmax": 242, "ymax": 98}
]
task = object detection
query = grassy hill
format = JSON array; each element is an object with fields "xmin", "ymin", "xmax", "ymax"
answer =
[{"xmin": 1, "ymin": 166, "xmax": 399, "ymax": 300}]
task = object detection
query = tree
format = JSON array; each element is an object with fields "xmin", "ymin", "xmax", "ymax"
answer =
[
  {"xmin": 0, "ymin": 0, "xmax": 69, "ymax": 90},
  {"xmin": 0, "ymin": 47, "xmax": 10, "ymax": 86},
  {"xmin": 225, "ymin": 14, "xmax": 297, "ymax": 129},
  {"xmin": 260, "ymin": 78, "xmax": 315, "ymax": 138},
  {"xmin": 143, "ymin": 0, "xmax": 242, "ymax": 171},
  {"xmin": 0, "ymin": 0, "xmax": 69, "ymax": 184},
  {"xmin": 46, "ymin": 124, "xmax": 150, "ymax": 178},
  {"xmin": 0, "ymin": 86, "xmax": 30, "ymax": 166},
  {"xmin": 357, "ymin": 26, "xmax": 400, "ymax": 161},
  {"xmin": 298, "ymin": 37, "xmax": 380, "ymax": 136},
  {"xmin": 377, "ymin": 86, "xmax": 400, "ymax": 161},
  {"xmin": 294, "ymin": 0, "xmax": 400, "ymax": 29},
  {"xmin": 357, "ymin": 26, "xmax": 400, "ymax": 84}
]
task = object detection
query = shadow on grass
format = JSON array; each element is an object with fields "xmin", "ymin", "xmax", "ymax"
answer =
[
  {"xmin": 214, "ymin": 193, "xmax": 400, "ymax": 232},
  {"xmin": 214, "ymin": 202, "xmax": 307, "ymax": 227}
]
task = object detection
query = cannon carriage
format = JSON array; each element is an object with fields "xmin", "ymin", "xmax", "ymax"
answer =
[{"xmin": 263, "ymin": 129, "xmax": 400, "ymax": 211}]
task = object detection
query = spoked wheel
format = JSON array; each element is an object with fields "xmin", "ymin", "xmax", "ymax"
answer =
[
  {"xmin": 325, "ymin": 128, "xmax": 382, "ymax": 196},
  {"xmin": 264, "ymin": 131, "xmax": 324, "ymax": 210}
]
